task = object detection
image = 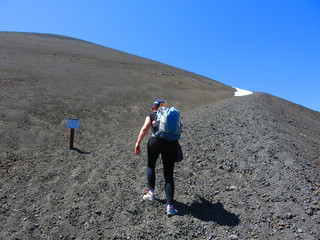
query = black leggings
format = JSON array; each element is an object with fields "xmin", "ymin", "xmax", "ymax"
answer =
[{"xmin": 147, "ymin": 137, "xmax": 178, "ymax": 205}]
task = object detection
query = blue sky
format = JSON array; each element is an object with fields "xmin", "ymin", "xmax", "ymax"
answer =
[{"xmin": 1, "ymin": 0, "xmax": 319, "ymax": 111}]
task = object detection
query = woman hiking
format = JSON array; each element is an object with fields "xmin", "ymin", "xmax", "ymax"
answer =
[{"xmin": 134, "ymin": 99, "xmax": 179, "ymax": 216}]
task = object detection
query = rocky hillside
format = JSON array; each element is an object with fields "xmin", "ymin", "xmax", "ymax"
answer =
[
  {"xmin": 0, "ymin": 33, "xmax": 319, "ymax": 239},
  {"xmin": 0, "ymin": 31, "xmax": 234, "ymax": 159}
]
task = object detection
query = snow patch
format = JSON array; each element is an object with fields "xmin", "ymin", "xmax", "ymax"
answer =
[{"xmin": 233, "ymin": 87, "xmax": 253, "ymax": 96}]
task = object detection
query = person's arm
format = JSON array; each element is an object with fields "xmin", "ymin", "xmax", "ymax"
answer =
[{"xmin": 134, "ymin": 116, "xmax": 152, "ymax": 155}]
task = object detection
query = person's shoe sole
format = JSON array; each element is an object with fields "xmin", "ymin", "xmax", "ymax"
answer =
[
  {"xmin": 142, "ymin": 194, "xmax": 155, "ymax": 201},
  {"xmin": 166, "ymin": 209, "xmax": 178, "ymax": 216}
]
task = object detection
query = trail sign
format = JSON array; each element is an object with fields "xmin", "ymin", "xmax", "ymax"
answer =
[
  {"xmin": 66, "ymin": 119, "xmax": 80, "ymax": 129},
  {"xmin": 66, "ymin": 119, "xmax": 80, "ymax": 149}
]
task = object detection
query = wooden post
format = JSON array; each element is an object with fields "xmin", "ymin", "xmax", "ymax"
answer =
[{"xmin": 69, "ymin": 128, "xmax": 75, "ymax": 149}]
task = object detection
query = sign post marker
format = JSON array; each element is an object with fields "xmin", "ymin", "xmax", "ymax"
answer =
[
  {"xmin": 69, "ymin": 128, "xmax": 75, "ymax": 149},
  {"xmin": 66, "ymin": 119, "xmax": 80, "ymax": 149}
]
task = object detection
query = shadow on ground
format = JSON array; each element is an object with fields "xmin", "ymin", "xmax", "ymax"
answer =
[
  {"xmin": 158, "ymin": 195, "xmax": 240, "ymax": 226},
  {"xmin": 71, "ymin": 147, "xmax": 91, "ymax": 154}
]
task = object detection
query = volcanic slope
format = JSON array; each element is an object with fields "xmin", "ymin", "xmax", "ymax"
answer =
[
  {"xmin": 1, "ymin": 92, "xmax": 319, "ymax": 239},
  {"xmin": 0, "ymin": 31, "xmax": 233, "ymax": 121},
  {"xmin": 0, "ymin": 32, "xmax": 319, "ymax": 239},
  {"xmin": 0, "ymin": 31, "xmax": 234, "ymax": 159}
]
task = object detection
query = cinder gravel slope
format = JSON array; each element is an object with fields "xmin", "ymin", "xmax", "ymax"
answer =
[
  {"xmin": 0, "ymin": 33, "xmax": 319, "ymax": 240},
  {"xmin": 178, "ymin": 93, "xmax": 319, "ymax": 239},
  {"xmin": 0, "ymin": 31, "xmax": 234, "ymax": 160}
]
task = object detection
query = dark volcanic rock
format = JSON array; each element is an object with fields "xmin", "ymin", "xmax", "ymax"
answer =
[
  {"xmin": 1, "ymin": 93, "xmax": 319, "ymax": 240},
  {"xmin": 178, "ymin": 93, "xmax": 319, "ymax": 239},
  {"xmin": 0, "ymin": 33, "xmax": 319, "ymax": 239}
]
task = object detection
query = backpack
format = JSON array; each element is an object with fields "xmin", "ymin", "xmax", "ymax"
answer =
[{"xmin": 154, "ymin": 106, "xmax": 181, "ymax": 141}]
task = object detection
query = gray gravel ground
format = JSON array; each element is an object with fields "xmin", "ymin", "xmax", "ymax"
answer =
[
  {"xmin": 1, "ymin": 93, "xmax": 319, "ymax": 240},
  {"xmin": 0, "ymin": 33, "xmax": 319, "ymax": 240}
]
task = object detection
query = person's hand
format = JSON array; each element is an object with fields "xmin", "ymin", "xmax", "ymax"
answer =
[{"xmin": 134, "ymin": 142, "xmax": 140, "ymax": 155}]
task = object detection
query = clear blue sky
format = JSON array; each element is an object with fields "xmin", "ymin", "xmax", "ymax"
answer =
[{"xmin": 1, "ymin": 0, "xmax": 319, "ymax": 111}]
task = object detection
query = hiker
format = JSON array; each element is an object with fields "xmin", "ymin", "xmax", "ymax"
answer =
[{"xmin": 134, "ymin": 99, "xmax": 180, "ymax": 216}]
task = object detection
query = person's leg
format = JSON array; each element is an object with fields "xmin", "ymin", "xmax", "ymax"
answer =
[
  {"xmin": 146, "ymin": 137, "xmax": 160, "ymax": 191},
  {"xmin": 163, "ymin": 158, "xmax": 175, "ymax": 205},
  {"xmin": 161, "ymin": 141, "xmax": 177, "ymax": 205}
]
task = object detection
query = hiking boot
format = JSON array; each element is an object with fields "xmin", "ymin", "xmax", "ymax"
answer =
[
  {"xmin": 166, "ymin": 205, "xmax": 178, "ymax": 216},
  {"xmin": 143, "ymin": 191, "xmax": 155, "ymax": 201}
]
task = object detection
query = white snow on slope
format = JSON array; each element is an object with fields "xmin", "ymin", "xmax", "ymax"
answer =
[{"xmin": 233, "ymin": 87, "xmax": 253, "ymax": 96}]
